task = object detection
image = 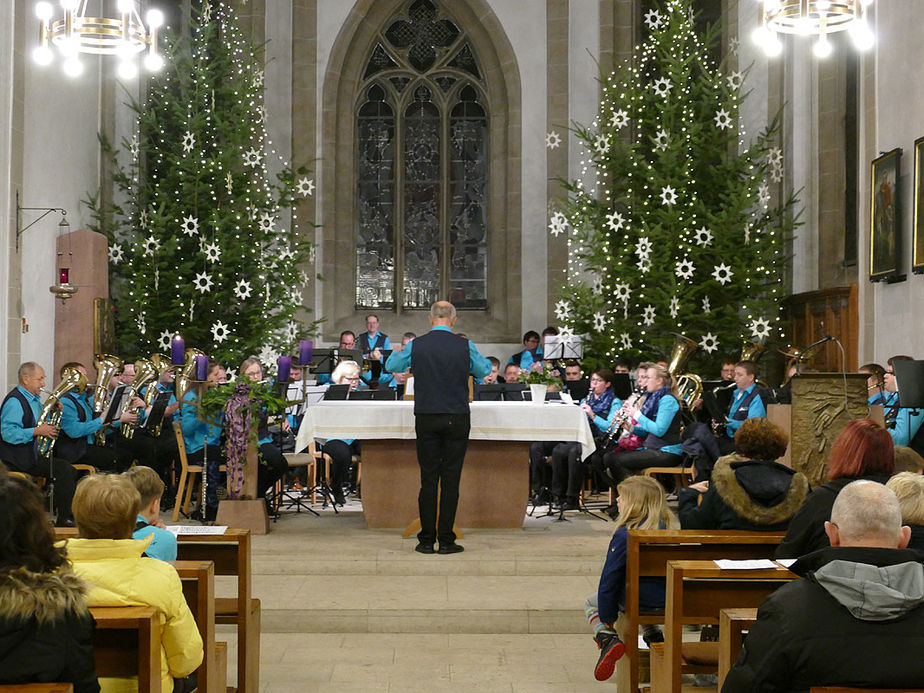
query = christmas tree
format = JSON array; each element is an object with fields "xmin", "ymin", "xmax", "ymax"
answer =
[
  {"xmin": 553, "ymin": 0, "xmax": 799, "ymax": 370},
  {"xmin": 88, "ymin": 0, "xmax": 316, "ymax": 372}
]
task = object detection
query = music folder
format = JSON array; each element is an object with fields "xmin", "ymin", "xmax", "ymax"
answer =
[
  {"xmin": 141, "ymin": 391, "xmax": 172, "ymax": 431},
  {"xmin": 102, "ymin": 384, "xmax": 130, "ymax": 425}
]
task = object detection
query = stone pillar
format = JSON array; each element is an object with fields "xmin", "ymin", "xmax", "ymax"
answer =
[{"xmin": 54, "ymin": 229, "xmax": 109, "ymax": 377}]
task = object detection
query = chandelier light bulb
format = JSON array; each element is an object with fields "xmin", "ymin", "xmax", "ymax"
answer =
[
  {"xmin": 144, "ymin": 52, "xmax": 164, "ymax": 72},
  {"xmin": 118, "ymin": 59, "xmax": 138, "ymax": 80},
  {"xmin": 764, "ymin": 33, "xmax": 783, "ymax": 57},
  {"xmin": 63, "ymin": 56, "xmax": 83, "ymax": 77},
  {"xmin": 813, "ymin": 35, "xmax": 832, "ymax": 58},
  {"xmin": 751, "ymin": 24, "xmax": 770, "ymax": 48},
  {"xmin": 816, "ymin": 0, "xmax": 832, "ymax": 11},
  {"xmin": 850, "ymin": 21, "xmax": 875, "ymax": 50},
  {"xmin": 146, "ymin": 9, "xmax": 164, "ymax": 28},
  {"xmin": 35, "ymin": 1, "xmax": 53, "ymax": 20},
  {"xmin": 117, "ymin": 0, "xmax": 135, "ymax": 12},
  {"xmin": 59, "ymin": 0, "xmax": 78, "ymax": 11},
  {"xmin": 32, "ymin": 44, "xmax": 54, "ymax": 65}
]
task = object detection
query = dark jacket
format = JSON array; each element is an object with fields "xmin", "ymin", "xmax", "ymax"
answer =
[
  {"xmin": 679, "ymin": 457, "xmax": 809, "ymax": 531},
  {"xmin": 722, "ymin": 546, "xmax": 924, "ymax": 693},
  {"xmin": 774, "ymin": 473, "xmax": 892, "ymax": 559},
  {"xmin": 907, "ymin": 524, "xmax": 924, "ymax": 554},
  {"xmin": 0, "ymin": 567, "xmax": 99, "ymax": 692},
  {"xmin": 597, "ymin": 526, "xmax": 666, "ymax": 624}
]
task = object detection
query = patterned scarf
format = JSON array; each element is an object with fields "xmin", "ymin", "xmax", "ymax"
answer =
[
  {"xmin": 586, "ymin": 388, "xmax": 615, "ymax": 417},
  {"xmin": 639, "ymin": 385, "xmax": 671, "ymax": 420}
]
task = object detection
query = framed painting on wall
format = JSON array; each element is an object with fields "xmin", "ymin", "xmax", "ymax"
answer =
[
  {"xmin": 869, "ymin": 147, "xmax": 902, "ymax": 282},
  {"xmin": 914, "ymin": 136, "xmax": 924, "ymax": 274}
]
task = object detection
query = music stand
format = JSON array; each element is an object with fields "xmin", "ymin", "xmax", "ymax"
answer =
[
  {"xmin": 473, "ymin": 384, "xmax": 504, "ymax": 401},
  {"xmin": 564, "ymin": 378, "xmax": 590, "ymax": 402},
  {"xmin": 543, "ymin": 335, "xmax": 584, "ymax": 360},
  {"xmin": 323, "ymin": 384, "xmax": 350, "ymax": 401},
  {"xmin": 502, "ymin": 382, "xmax": 527, "ymax": 401},
  {"xmin": 612, "ymin": 373, "xmax": 632, "ymax": 401},
  {"xmin": 102, "ymin": 384, "xmax": 130, "ymax": 425},
  {"xmin": 894, "ymin": 360, "xmax": 924, "ymax": 410},
  {"xmin": 141, "ymin": 391, "xmax": 171, "ymax": 432}
]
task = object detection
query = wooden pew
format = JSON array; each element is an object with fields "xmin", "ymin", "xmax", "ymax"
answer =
[
  {"xmin": 90, "ymin": 606, "xmax": 161, "ymax": 693},
  {"xmin": 618, "ymin": 530, "xmax": 785, "ymax": 693},
  {"xmin": 0, "ymin": 686, "xmax": 73, "ymax": 692},
  {"xmin": 173, "ymin": 529, "xmax": 260, "ymax": 693},
  {"xmin": 811, "ymin": 689, "xmax": 924, "ymax": 693},
  {"xmin": 649, "ymin": 560, "xmax": 795, "ymax": 693},
  {"xmin": 172, "ymin": 560, "xmax": 227, "ymax": 693},
  {"xmin": 718, "ymin": 607, "xmax": 757, "ymax": 688}
]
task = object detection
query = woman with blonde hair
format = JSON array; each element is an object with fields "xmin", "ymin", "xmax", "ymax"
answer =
[
  {"xmin": 886, "ymin": 471, "xmax": 924, "ymax": 551},
  {"xmin": 584, "ymin": 475, "xmax": 678, "ymax": 681}
]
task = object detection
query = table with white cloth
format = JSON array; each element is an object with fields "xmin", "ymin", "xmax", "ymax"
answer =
[{"xmin": 294, "ymin": 400, "xmax": 596, "ymax": 528}]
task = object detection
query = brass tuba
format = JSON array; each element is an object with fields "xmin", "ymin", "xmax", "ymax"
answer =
[
  {"xmin": 91, "ymin": 354, "xmax": 124, "ymax": 445},
  {"xmin": 667, "ymin": 333, "xmax": 702, "ymax": 406},
  {"xmin": 175, "ymin": 348, "xmax": 206, "ymax": 402},
  {"xmin": 740, "ymin": 340, "xmax": 766, "ymax": 362},
  {"xmin": 37, "ymin": 366, "xmax": 88, "ymax": 457},
  {"xmin": 121, "ymin": 358, "xmax": 159, "ymax": 440},
  {"xmin": 142, "ymin": 354, "xmax": 174, "ymax": 437}
]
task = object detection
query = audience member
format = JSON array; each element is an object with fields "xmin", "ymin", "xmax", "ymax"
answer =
[
  {"xmin": 894, "ymin": 445, "xmax": 924, "ymax": 474},
  {"xmin": 724, "ymin": 480, "xmax": 924, "ymax": 692},
  {"xmin": 123, "ymin": 466, "xmax": 177, "ymax": 562},
  {"xmin": 65, "ymin": 474, "xmax": 203, "ymax": 693},
  {"xmin": 584, "ymin": 476, "xmax": 677, "ymax": 682},
  {"xmin": 886, "ymin": 471, "xmax": 924, "ymax": 552},
  {"xmin": 776, "ymin": 418, "xmax": 895, "ymax": 558},
  {"xmin": 0, "ymin": 469, "xmax": 98, "ymax": 692},
  {"xmin": 678, "ymin": 418, "xmax": 808, "ymax": 531}
]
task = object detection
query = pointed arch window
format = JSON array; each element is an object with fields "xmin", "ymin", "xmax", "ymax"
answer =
[{"xmin": 355, "ymin": 0, "xmax": 488, "ymax": 311}]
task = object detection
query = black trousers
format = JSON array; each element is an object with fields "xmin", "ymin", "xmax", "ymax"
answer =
[
  {"xmin": 322, "ymin": 440, "xmax": 360, "ymax": 490},
  {"xmin": 684, "ymin": 422, "xmax": 735, "ymax": 478},
  {"xmin": 603, "ymin": 448, "xmax": 682, "ymax": 487},
  {"xmin": 257, "ymin": 442, "xmax": 287, "ymax": 500},
  {"xmin": 117, "ymin": 430, "xmax": 177, "ymax": 480},
  {"xmin": 529, "ymin": 441, "xmax": 559, "ymax": 493},
  {"xmin": 188, "ymin": 445, "xmax": 225, "ymax": 509},
  {"xmin": 415, "ymin": 413, "xmax": 470, "ymax": 545},
  {"xmin": 73, "ymin": 444, "xmax": 126, "ymax": 473},
  {"xmin": 550, "ymin": 441, "xmax": 584, "ymax": 499},
  {"xmin": 7, "ymin": 454, "xmax": 76, "ymax": 525}
]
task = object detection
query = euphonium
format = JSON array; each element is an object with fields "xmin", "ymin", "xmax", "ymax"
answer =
[
  {"xmin": 175, "ymin": 348, "xmax": 206, "ymax": 401},
  {"xmin": 667, "ymin": 333, "xmax": 702, "ymax": 406},
  {"xmin": 37, "ymin": 366, "xmax": 88, "ymax": 457},
  {"xmin": 142, "ymin": 354, "xmax": 174, "ymax": 437},
  {"xmin": 121, "ymin": 358, "xmax": 159, "ymax": 440},
  {"xmin": 91, "ymin": 354, "xmax": 124, "ymax": 445},
  {"xmin": 740, "ymin": 340, "xmax": 766, "ymax": 362}
]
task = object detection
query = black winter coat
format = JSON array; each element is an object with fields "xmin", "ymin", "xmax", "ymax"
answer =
[
  {"xmin": 722, "ymin": 546, "xmax": 924, "ymax": 693},
  {"xmin": 0, "ymin": 567, "xmax": 99, "ymax": 693},
  {"xmin": 774, "ymin": 473, "xmax": 892, "ymax": 559},
  {"xmin": 678, "ymin": 457, "xmax": 809, "ymax": 531}
]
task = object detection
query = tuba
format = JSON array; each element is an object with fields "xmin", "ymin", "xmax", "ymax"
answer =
[
  {"xmin": 91, "ymin": 354, "xmax": 124, "ymax": 445},
  {"xmin": 143, "ymin": 354, "xmax": 174, "ymax": 437},
  {"xmin": 667, "ymin": 333, "xmax": 702, "ymax": 407},
  {"xmin": 37, "ymin": 366, "xmax": 88, "ymax": 457},
  {"xmin": 175, "ymin": 348, "xmax": 206, "ymax": 402},
  {"xmin": 121, "ymin": 358, "xmax": 159, "ymax": 440},
  {"xmin": 740, "ymin": 340, "xmax": 771, "ymax": 389}
]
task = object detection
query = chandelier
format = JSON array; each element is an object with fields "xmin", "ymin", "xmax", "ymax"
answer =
[
  {"xmin": 33, "ymin": 0, "xmax": 164, "ymax": 79},
  {"xmin": 753, "ymin": 0, "xmax": 875, "ymax": 58}
]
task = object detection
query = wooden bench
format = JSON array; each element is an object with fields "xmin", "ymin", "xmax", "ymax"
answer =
[
  {"xmin": 90, "ymin": 606, "xmax": 161, "ymax": 693},
  {"xmin": 173, "ymin": 529, "xmax": 260, "ymax": 693},
  {"xmin": 0, "ymin": 686, "xmax": 73, "ymax": 692},
  {"xmin": 618, "ymin": 530, "xmax": 785, "ymax": 693},
  {"xmin": 649, "ymin": 560, "xmax": 795, "ymax": 693},
  {"xmin": 811, "ymin": 689, "xmax": 924, "ymax": 692},
  {"xmin": 172, "ymin": 560, "xmax": 226, "ymax": 693},
  {"xmin": 718, "ymin": 607, "xmax": 757, "ymax": 688}
]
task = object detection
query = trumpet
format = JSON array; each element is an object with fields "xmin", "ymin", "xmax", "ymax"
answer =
[
  {"xmin": 92, "ymin": 354, "xmax": 124, "ymax": 445},
  {"xmin": 667, "ymin": 333, "xmax": 702, "ymax": 407},
  {"xmin": 121, "ymin": 358, "xmax": 159, "ymax": 440},
  {"xmin": 37, "ymin": 366, "xmax": 88, "ymax": 457}
]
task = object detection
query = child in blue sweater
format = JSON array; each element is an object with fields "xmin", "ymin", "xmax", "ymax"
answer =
[
  {"xmin": 584, "ymin": 475, "xmax": 677, "ymax": 681},
  {"xmin": 124, "ymin": 466, "xmax": 177, "ymax": 561}
]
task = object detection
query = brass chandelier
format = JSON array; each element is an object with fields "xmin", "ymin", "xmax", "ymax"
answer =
[
  {"xmin": 753, "ymin": 0, "xmax": 875, "ymax": 58},
  {"xmin": 33, "ymin": 0, "xmax": 164, "ymax": 79}
]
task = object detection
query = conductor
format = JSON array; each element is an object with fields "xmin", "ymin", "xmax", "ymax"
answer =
[{"xmin": 386, "ymin": 301, "xmax": 492, "ymax": 554}]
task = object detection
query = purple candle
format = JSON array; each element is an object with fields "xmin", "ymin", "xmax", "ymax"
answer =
[
  {"xmin": 277, "ymin": 356, "xmax": 292, "ymax": 382},
  {"xmin": 171, "ymin": 335, "xmax": 185, "ymax": 365},
  {"xmin": 194, "ymin": 354, "xmax": 208, "ymax": 381},
  {"xmin": 298, "ymin": 340, "xmax": 313, "ymax": 366}
]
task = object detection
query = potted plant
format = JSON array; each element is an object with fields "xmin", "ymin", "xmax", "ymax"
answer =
[{"xmin": 517, "ymin": 363, "xmax": 562, "ymax": 403}]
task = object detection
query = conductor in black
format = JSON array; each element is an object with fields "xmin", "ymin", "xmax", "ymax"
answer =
[{"xmin": 386, "ymin": 301, "xmax": 492, "ymax": 554}]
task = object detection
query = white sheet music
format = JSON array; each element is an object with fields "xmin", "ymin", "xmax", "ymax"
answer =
[
  {"xmin": 713, "ymin": 559, "xmax": 778, "ymax": 570},
  {"xmin": 166, "ymin": 525, "xmax": 229, "ymax": 535}
]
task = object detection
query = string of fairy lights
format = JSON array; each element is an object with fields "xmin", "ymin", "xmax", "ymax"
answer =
[
  {"xmin": 98, "ymin": 0, "xmax": 316, "ymax": 368},
  {"xmin": 552, "ymin": 0, "xmax": 796, "ymax": 365}
]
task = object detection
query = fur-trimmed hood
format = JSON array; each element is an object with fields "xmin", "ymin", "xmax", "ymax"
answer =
[
  {"xmin": 0, "ymin": 566, "xmax": 88, "ymax": 625},
  {"xmin": 712, "ymin": 457, "xmax": 809, "ymax": 526}
]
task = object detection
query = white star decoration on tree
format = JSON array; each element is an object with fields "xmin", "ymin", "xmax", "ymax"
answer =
[
  {"xmin": 591, "ymin": 275, "xmax": 603, "ymax": 294},
  {"xmin": 139, "ymin": 209, "xmax": 148, "ymax": 229},
  {"xmin": 295, "ymin": 177, "xmax": 315, "ymax": 197},
  {"xmin": 669, "ymin": 295, "xmax": 680, "ymax": 318},
  {"xmin": 744, "ymin": 223, "xmax": 751, "ymax": 244},
  {"xmin": 614, "ymin": 281, "xmax": 631, "ymax": 302},
  {"xmin": 606, "ymin": 210, "xmax": 625, "ymax": 232},
  {"xmin": 182, "ymin": 215, "xmax": 199, "ymax": 236},
  {"xmin": 758, "ymin": 181, "xmax": 771, "ymax": 206},
  {"xmin": 129, "ymin": 135, "xmax": 139, "ymax": 159},
  {"xmin": 299, "ymin": 270, "xmax": 311, "ymax": 287},
  {"xmin": 554, "ymin": 300, "xmax": 571, "ymax": 321},
  {"xmin": 137, "ymin": 313, "xmax": 146, "ymax": 334},
  {"xmin": 593, "ymin": 311, "xmax": 606, "ymax": 332},
  {"xmin": 211, "ymin": 320, "xmax": 229, "ymax": 344},
  {"xmin": 729, "ymin": 37, "xmax": 740, "ymax": 55},
  {"xmin": 702, "ymin": 296, "xmax": 711, "ymax": 313},
  {"xmin": 713, "ymin": 262, "xmax": 733, "ymax": 285},
  {"xmin": 636, "ymin": 236, "xmax": 652, "ymax": 257},
  {"xmin": 715, "ymin": 109, "xmax": 732, "ymax": 129},
  {"xmin": 619, "ymin": 332, "xmax": 633, "ymax": 351},
  {"xmin": 610, "ymin": 109, "xmax": 628, "ymax": 130},
  {"xmin": 286, "ymin": 322, "xmax": 298, "ymax": 341},
  {"xmin": 654, "ymin": 128, "xmax": 669, "ymax": 151},
  {"xmin": 558, "ymin": 325, "xmax": 575, "ymax": 341},
  {"xmin": 243, "ymin": 147, "xmax": 262, "ymax": 167},
  {"xmin": 700, "ymin": 332, "xmax": 719, "ymax": 353},
  {"xmin": 675, "ymin": 257, "xmax": 695, "ymax": 280},
  {"xmin": 108, "ymin": 244, "xmax": 124, "ymax": 264},
  {"xmin": 193, "ymin": 271, "xmax": 214, "ymax": 293},
  {"xmin": 258, "ymin": 345, "xmax": 279, "ymax": 367},
  {"xmin": 660, "ymin": 185, "xmax": 677, "ymax": 206},
  {"xmin": 259, "ymin": 212, "xmax": 275, "ymax": 232},
  {"xmin": 594, "ymin": 135, "xmax": 611, "ymax": 155},
  {"xmin": 549, "ymin": 212, "xmax": 568, "ymax": 237},
  {"xmin": 750, "ymin": 316, "xmax": 772, "ymax": 340},
  {"xmin": 642, "ymin": 304, "xmax": 656, "ymax": 326},
  {"xmin": 182, "ymin": 131, "xmax": 195, "ymax": 153},
  {"xmin": 545, "ymin": 131, "xmax": 561, "ymax": 149},
  {"xmin": 726, "ymin": 72, "xmax": 744, "ymax": 91},
  {"xmin": 204, "ymin": 242, "xmax": 221, "ymax": 263},
  {"xmin": 644, "ymin": 8, "xmax": 662, "ymax": 29},
  {"xmin": 143, "ymin": 235, "xmax": 160, "ymax": 256},
  {"xmin": 158, "ymin": 330, "xmax": 173, "ymax": 351},
  {"xmin": 694, "ymin": 226, "xmax": 713, "ymax": 247},
  {"xmin": 652, "ymin": 77, "xmax": 672, "ymax": 98},
  {"xmin": 768, "ymin": 148, "xmax": 783, "ymax": 168},
  {"xmin": 234, "ymin": 279, "xmax": 252, "ymax": 300},
  {"xmin": 638, "ymin": 256, "xmax": 652, "ymax": 274}
]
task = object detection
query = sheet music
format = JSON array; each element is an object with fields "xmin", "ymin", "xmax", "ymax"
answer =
[
  {"xmin": 166, "ymin": 525, "xmax": 229, "ymax": 535},
  {"xmin": 713, "ymin": 559, "xmax": 778, "ymax": 570}
]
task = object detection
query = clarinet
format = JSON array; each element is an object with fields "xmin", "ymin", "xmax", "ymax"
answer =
[{"xmin": 598, "ymin": 387, "xmax": 644, "ymax": 449}]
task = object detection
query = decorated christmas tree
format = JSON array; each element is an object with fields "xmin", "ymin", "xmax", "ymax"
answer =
[
  {"xmin": 88, "ymin": 0, "xmax": 316, "ymax": 372},
  {"xmin": 553, "ymin": 0, "xmax": 799, "ymax": 369}
]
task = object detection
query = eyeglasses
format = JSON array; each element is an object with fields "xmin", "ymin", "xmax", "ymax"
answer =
[
  {"xmin": 344, "ymin": 376, "xmax": 360, "ymax": 381},
  {"xmin": 885, "ymin": 369, "xmax": 895, "ymax": 375}
]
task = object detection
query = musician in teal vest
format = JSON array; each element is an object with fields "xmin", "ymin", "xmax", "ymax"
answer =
[
  {"xmin": 883, "ymin": 356, "xmax": 924, "ymax": 455},
  {"xmin": 0, "ymin": 362, "xmax": 76, "ymax": 525}
]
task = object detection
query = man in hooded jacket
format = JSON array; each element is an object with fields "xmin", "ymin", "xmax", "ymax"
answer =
[{"xmin": 723, "ymin": 479, "xmax": 924, "ymax": 693}]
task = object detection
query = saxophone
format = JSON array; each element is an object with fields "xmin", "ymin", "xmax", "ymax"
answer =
[
  {"xmin": 91, "ymin": 354, "xmax": 124, "ymax": 445},
  {"xmin": 121, "ymin": 358, "xmax": 159, "ymax": 440},
  {"xmin": 37, "ymin": 366, "xmax": 88, "ymax": 457}
]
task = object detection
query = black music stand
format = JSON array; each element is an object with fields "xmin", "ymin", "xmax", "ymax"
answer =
[
  {"xmin": 323, "ymin": 384, "xmax": 350, "ymax": 401},
  {"xmin": 564, "ymin": 378, "xmax": 590, "ymax": 401},
  {"xmin": 895, "ymin": 360, "xmax": 924, "ymax": 410}
]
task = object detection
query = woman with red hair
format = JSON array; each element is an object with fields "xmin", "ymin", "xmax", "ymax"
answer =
[{"xmin": 775, "ymin": 419, "xmax": 895, "ymax": 558}]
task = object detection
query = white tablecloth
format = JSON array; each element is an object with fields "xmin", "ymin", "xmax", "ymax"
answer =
[{"xmin": 294, "ymin": 401, "xmax": 596, "ymax": 458}]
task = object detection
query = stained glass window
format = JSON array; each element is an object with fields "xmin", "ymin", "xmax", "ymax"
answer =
[{"xmin": 355, "ymin": 0, "xmax": 488, "ymax": 310}]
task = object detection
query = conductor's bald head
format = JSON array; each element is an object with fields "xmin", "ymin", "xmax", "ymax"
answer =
[{"xmin": 429, "ymin": 301, "xmax": 457, "ymax": 327}]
